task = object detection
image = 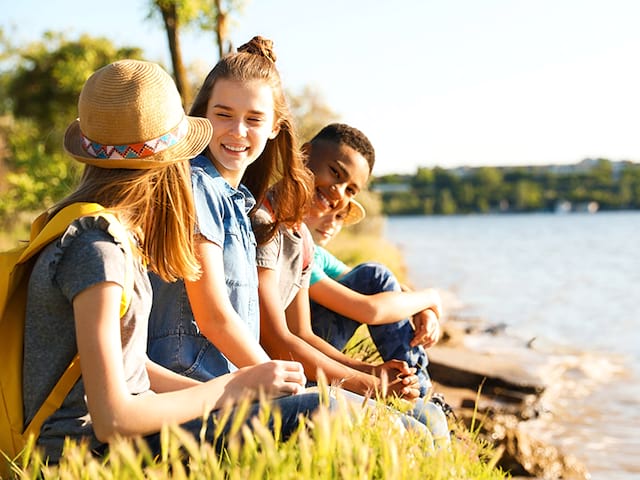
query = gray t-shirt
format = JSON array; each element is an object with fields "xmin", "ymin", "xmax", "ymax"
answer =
[
  {"xmin": 252, "ymin": 207, "xmax": 314, "ymax": 308},
  {"xmin": 23, "ymin": 215, "xmax": 151, "ymax": 461}
]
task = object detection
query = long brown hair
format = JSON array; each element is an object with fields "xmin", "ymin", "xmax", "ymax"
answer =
[
  {"xmin": 49, "ymin": 161, "xmax": 200, "ymax": 283},
  {"xmin": 189, "ymin": 36, "xmax": 314, "ymax": 244}
]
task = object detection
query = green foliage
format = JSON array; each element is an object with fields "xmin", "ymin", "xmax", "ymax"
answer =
[
  {"xmin": 148, "ymin": 0, "xmax": 246, "ymax": 34},
  {"xmin": 372, "ymin": 159, "xmax": 640, "ymax": 215},
  {"xmin": 6, "ymin": 32, "xmax": 143, "ymax": 135},
  {"xmin": 0, "ymin": 33, "xmax": 144, "ymax": 228},
  {"xmin": 0, "ymin": 117, "xmax": 77, "ymax": 221}
]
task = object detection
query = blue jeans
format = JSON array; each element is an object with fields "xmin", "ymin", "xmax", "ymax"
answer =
[
  {"xmin": 310, "ymin": 262, "xmax": 432, "ymax": 396},
  {"xmin": 410, "ymin": 398, "xmax": 451, "ymax": 449},
  {"xmin": 141, "ymin": 393, "xmax": 326, "ymax": 455}
]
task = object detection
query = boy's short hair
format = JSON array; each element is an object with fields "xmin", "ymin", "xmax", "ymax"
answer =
[{"xmin": 309, "ymin": 123, "xmax": 375, "ymax": 173}]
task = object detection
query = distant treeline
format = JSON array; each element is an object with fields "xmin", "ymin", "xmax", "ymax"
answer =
[{"xmin": 371, "ymin": 158, "xmax": 640, "ymax": 215}]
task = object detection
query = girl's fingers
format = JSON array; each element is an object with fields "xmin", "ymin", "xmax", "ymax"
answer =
[
  {"xmin": 291, "ymin": 370, "xmax": 306, "ymax": 386},
  {"xmin": 281, "ymin": 360, "xmax": 305, "ymax": 373},
  {"xmin": 280, "ymin": 367, "xmax": 306, "ymax": 387}
]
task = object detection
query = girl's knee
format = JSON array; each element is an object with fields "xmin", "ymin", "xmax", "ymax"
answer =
[{"xmin": 350, "ymin": 262, "xmax": 400, "ymax": 292}]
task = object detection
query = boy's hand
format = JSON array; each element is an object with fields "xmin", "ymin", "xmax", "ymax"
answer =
[{"xmin": 411, "ymin": 308, "xmax": 441, "ymax": 348}]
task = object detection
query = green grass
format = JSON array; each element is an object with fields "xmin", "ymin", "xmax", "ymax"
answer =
[{"xmin": 6, "ymin": 391, "xmax": 508, "ymax": 479}]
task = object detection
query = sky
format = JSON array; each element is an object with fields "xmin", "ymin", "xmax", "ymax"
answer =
[{"xmin": 2, "ymin": 0, "xmax": 639, "ymax": 175}]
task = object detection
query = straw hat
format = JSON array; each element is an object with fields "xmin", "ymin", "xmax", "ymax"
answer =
[
  {"xmin": 64, "ymin": 59, "xmax": 212, "ymax": 169},
  {"xmin": 342, "ymin": 199, "xmax": 366, "ymax": 226}
]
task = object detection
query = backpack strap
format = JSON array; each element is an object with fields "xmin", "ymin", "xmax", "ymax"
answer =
[
  {"xmin": 20, "ymin": 203, "xmax": 107, "ymax": 264},
  {"xmin": 21, "ymin": 206, "xmax": 135, "ymax": 441},
  {"xmin": 22, "ymin": 357, "xmax": 81, "ymax": 440}
]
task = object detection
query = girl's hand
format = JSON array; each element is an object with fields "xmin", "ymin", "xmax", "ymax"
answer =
[
  {"xmin": 392, "ymin": 373, "xmax": 421, "ymax": 401},
  {"xmin": 227, "ymin": 360, "xmax": 307, "ymax": 401},
  {"xmin": 372, "ymin": 360, "xmax": 420, "ymax": 401}
]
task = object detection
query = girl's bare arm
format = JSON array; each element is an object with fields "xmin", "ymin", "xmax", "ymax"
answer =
[{"xmin": 185, "ymin": 239, "xmax": 270, "ymax": 367}]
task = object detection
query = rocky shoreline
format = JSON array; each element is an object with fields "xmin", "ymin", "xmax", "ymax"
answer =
[{"xmin": 431, "ymin": 318, "xmax": 591, "ymax": 479}]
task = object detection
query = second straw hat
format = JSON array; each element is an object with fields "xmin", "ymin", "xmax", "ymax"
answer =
[{"xmin": 342, "ymin": 199, "xmax": 366, "ymax": 226}]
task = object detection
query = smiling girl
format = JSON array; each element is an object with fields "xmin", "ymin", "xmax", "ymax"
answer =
[{"xmin": 147, "ymin": 37, "xmax": 313, "ymax": 388}]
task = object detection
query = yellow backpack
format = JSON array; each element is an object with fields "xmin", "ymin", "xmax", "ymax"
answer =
[{"xmin": 0, "ymin": 203, "xmax": 134, "ymax": 477}]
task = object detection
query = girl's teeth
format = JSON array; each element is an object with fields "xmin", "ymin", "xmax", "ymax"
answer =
[{"xmin": 224, "ymin": 145, "xmax": 247, "ymax": 152}]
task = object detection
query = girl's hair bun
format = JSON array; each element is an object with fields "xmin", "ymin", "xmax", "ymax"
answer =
[{"xmin": 237, "ymin": 36, "xmax": 277, "ymax": 63}]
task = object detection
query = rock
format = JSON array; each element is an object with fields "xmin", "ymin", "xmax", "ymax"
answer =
[
  {"xmin": 429, "ymin": 321, "xmax": 590, "ymax": 478},
  {"xmin": 428, "ymin": 345, "xmax": 545, "ymax": 396}
]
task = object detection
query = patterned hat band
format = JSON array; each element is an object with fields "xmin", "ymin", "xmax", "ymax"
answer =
[{"xmin": 81, "ymin": 117, "xmax": 189, "ymax": 159}]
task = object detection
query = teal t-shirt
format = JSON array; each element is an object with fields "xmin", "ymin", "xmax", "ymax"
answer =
[{"xmin": 309, "ymin": 245, "xmax": 348, "ymax": 286}]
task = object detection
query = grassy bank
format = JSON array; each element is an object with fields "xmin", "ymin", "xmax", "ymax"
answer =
[{"xmin": 8, "ymin": 391, "xmax": 506, "ymax": 480}]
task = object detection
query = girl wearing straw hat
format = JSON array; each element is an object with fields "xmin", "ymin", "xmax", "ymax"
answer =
[
  {"xmin": 22, "ymin": 59, "xmax": 321, "ymax": 462},
  {"xmin": 147, "ymin": 37, "xmax": 315, "ymax": 383}
]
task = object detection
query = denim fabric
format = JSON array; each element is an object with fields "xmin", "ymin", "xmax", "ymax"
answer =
[
  {"xmin": 147, "ymin": 156, "xmax": 259, "ymax": 381},
  {"xmin": 310, "ymin": 262, "xmax": 432, "ymax": 396},
  {"xmin": 410, "ymin": 398, "xmax": 451, "ymax": 449},
  {"xmin": 317, "ymin": 388, "xmax": 450, "ymax": 449},
  {"xmin": 333, "ymin": 388, "xmax": 429, "ymax": 434}
]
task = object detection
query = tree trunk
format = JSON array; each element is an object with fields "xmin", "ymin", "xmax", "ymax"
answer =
[
  {"xmin": 214, "ymin": 0, "xmax": 228, "ymax": 58},
  {"xmin": 158, "ymin": 2, "xmax": 192, "ymax": 107}
]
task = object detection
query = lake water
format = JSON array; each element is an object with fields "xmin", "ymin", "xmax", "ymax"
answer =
[{"xmin": 385, "ymin": 211, "xmax": 640, "ymax": 480}]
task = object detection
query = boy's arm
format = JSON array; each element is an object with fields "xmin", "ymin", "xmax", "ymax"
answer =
[
  {"xmin": 309, "ymin": 277, "xmax": 441, "ymax": 326},
  {"xmin": 399, "ymin": 282, "xmax": 441, "ymax": 348}
]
